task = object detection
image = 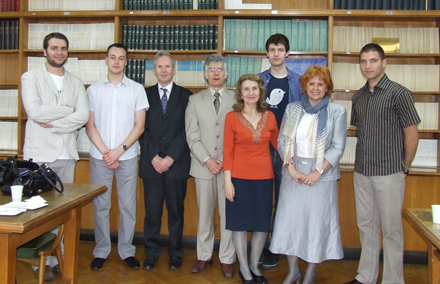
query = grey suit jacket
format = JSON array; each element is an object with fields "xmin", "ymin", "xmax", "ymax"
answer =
[
  {"xmin": 21, "ymin": 66, "xmax": 89, "ymax": 162},
  {"xmin": 278, "ymin": 102, "xmax": 347, "ymax": 181},
  {"xmin": 185, "ymin": 88, "xmax": 235, "ymax": 179}
]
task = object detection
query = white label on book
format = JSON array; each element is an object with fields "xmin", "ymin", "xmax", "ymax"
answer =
[
  {"xmin": 272, "ymin": 10, "xmax": 278, "ymax": 14},
  {"xmin": 64, "ymin": 12, "xmax": 69, "ymax": 15}
]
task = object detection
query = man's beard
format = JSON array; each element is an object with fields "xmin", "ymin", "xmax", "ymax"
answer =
[{"xmin": 46, "ymin": 56, "xmax": 68, "ymax": 68}]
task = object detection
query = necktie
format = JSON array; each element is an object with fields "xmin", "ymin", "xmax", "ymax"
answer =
[
  {"xmin": 214, "ymin": 92, "xmax": 220, "ymax": 114},
  {"xmin": 161, "ymin": 88, "xmax": 168, "ymax": 113}
]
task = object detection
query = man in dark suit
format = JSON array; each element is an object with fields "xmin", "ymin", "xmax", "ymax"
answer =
[{"xmin": 139, "ymin": 51, "xmax": 192, "ymax": 272}]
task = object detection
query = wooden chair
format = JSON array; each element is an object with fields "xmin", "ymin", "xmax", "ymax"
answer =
[{"xmin": 16, "ymin": 224, "xmax": 64, "ymax": 284}]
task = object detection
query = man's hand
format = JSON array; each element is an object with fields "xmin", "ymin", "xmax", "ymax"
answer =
[
  {"xmin": 102, "ymin": 147, "xmax": 124, "ymax": 166},
  {"xmin": 36, "ymin": 122, "xmax": 53, "ymax": 128},
  {"xmin": 206, "ymin": 158, "xmax": 223, "ymax": 175},
  {"xmin": 151, "ymin": 155, "xmax": 169, "ymax": 174},
  {"xmin": 108, "ymin": 161, "xmax": 120, "ymax": 170}
]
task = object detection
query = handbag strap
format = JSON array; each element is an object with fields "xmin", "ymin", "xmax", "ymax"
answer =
[{"xmin": 37, "ymin": 164, "xmax": 64, "ymax": 193}]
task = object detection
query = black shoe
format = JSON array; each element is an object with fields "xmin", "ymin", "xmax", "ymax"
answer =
[
  {"xmin": 143, "ymin": 258, "xmax": 156, "ymax": 271},
  {"xmin": 52, "ymin": 264, "xmax": 61, "ymax": 275},
  {"xmin": 35, "ymin": 265, "xmax": 54, "ymax": 281},
  {"xmin": 91, "ymin": 257, "xmax": 106, "ymax": 270},
  {"xmin": 250, "ymin": 270, "xmax": 268, "ymax": 284},
  {"xmin": 258, "ymin": 247, "xmax": 269, "ymax": 265},
  {"xmin": 239, "ymin": 271, "xmax": 256, "ymax": 284},
  {"xmin": 123, "ymin": 256, "xmax": 140, "ymax": 269},
  {"xmin": 262, "ymin": 250, "xmax": 279, "ymax": 269},
  {"xmin": 169, "ymin": 256, "xmax": 182, "ymax": 270}
]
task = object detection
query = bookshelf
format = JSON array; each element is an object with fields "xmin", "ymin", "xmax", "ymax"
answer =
[{"xmin": 1, "ymin": 0, "xmax": 440, "ymax": 255}]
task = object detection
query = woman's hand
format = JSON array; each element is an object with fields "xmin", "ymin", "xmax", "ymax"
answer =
[
  {"xmin": 225, "ymin": 181, "xmax": 235, "ymax": 202},
  {"xmin": 300, "ymin": 170, "xmax": 321, "ymax": 186},
  {"xmin": 285, "ymin": 159, "xmax": 305, "ymax": 184}
]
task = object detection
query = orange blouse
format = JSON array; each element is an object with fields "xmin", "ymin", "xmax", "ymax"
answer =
[{"xmin": 223, "ymin": 110, "xmax": 279, "ymax": 180}]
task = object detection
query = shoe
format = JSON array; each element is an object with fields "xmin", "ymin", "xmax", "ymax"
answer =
[
  {"xmin": 190, "ymin": 259, "xmax": 213, "ymax": 273},
  {"xmin": 221, "ymin": 263, "xmax": 235, "ymax": 278},
  {"xmin": 250, "ymin": 270, "xmax": 268, "ymax": 284},
  {"xmin": 239, "ymin": 271, "xmax": 256, "ymax": 284},
  {"xmin": 143, "ymin": 258, "xmax": 156, "ymax": 271},
  {"xmin": 123, "ymin": 256, "xmax": 140, "ymax": 269},
  {"xmin": 91, "ymin": 257, "xmax": 106, "ymax": 270},
  {"xmin": 51, "ymin": 264, "xmax": 61, "ymax": 275},
  {"xmin": 262, "ymin": 250, "xmax": 279, "ymax": 269},
  {"xmin": 343, "ymin": 280, "xmax": 364, "ymax": 284},
  {"xmin": 169, "ymin": 257, "xmax": 182, "ymax": 270},
  {"xmin": 258, "ymin": 247, "xmax": 269, "ymax": 265},
  {"xmin": 35, "ymin": 265, "xmax": 54, "ymax": 282}
]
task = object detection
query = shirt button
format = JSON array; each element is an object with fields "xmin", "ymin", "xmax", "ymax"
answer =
[
  {"xmin": 216, "ymin": 135, "xmax": 219, "ymax": 138},
  {"xmin": 214, "ymin": 147, "xmax": 217, "ymax": 150},
  {"xmin": 216, "ymin": 123, "xmax": 219, "ymax": 126}
]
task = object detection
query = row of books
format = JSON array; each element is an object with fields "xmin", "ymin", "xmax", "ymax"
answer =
[
  {"xmin": 341, "ymin": 137, "xmax": 438, "ymax": 168},
  {"xmin": 125, "ymin": 59, "xmax": 146, "ymax": 85},
  {"xmin": 333, "ymin": 99, "xmax": 439, "ymax": 130},
  {"xmin": 28, "ymin": 23, "xmax": 115, "ymax": 50},
  {"xmin": 332, "ymin": 62, "xmax": 440, "ymax": 91},
  {"xmin": 224, "ymin": 0, "xmax": 271, "ymax": 9},
  {"xmin": 333, "ymin": 26, "xmax": 439, "ymax": 54},
  {"xmin": 0, "ymin": 90, "xmax": 18, "ymax": 117},
  {"xmin": 0, "ymin": 122, "xmax": 17, "ymax": 150},
  {"xmin": 224, "ymin": 19, "xmax": 328, "ymax": 52},
  {"xmin": 28, "ymin": 57, "xmax": 108, "ymax": 85},
  {"xmin": 0, "ymin": 0, "xmax": 19, "ymax": 12},
  {"xmin": 123, "ymin": 0, "xmax": 218, "ymax": 10},
  {"xmin": 144, "ymin": 60, "xmax": 207, "ymax": 86},
  {"xmin": 0, "ymin": 20, "xmax": 19, "ymax": 50},
  {"xmin": 334, "ymin": 0, "xmax": 440, "ymax": 10},
  {"xmin": 123, "ymin": 24, "xmax": 218, "ymax": 51},
  {"xmin": 28, "ymin": 0, "xmax": 115, "ymax": 11}
]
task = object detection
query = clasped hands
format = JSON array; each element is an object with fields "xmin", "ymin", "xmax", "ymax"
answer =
[
  {"xmin": 152, "ymin": 155, "xmax": 175, "ymax": 174},
  {"xmin": 102, "ymin": 148, "xmax": 123, "ymax": 170},
  {"xmin": 287, "ymin": 164, "xmax": 320, "ymax": 186},
  {"xmin": 206, "ymin": 158, "xmax": 223, "ymax": 175}
]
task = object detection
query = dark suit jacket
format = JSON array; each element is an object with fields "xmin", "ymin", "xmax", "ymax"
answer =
[{"xmin": 139, "ymin": 83, "xmax": 192, "ymax": 180}]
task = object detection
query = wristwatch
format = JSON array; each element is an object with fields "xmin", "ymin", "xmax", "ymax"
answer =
[{"xmin": 122, "ymin": 144, "xmax": 128, "ymax": 151}]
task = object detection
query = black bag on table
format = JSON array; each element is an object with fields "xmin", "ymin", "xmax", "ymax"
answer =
[{"xmin": 1, "ymin": 156, "xmax": 64, "ymax": 197}]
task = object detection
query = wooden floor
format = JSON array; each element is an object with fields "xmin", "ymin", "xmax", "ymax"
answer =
[{"xmin": 16, "ymin": 241, "xmax": 428, "ymax": 284}]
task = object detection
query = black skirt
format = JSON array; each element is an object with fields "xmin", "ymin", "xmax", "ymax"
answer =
[{"xmin": 225, "ymin": 177, "xmax": 273, "ymax": 232}]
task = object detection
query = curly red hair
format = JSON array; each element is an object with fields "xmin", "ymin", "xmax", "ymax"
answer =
[{"xmin": 299, "ymin": 65, "xmax": 334, "ymax": 95}]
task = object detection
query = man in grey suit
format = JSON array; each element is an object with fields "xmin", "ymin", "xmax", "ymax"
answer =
[
  {"xmin": 139, "ymin": 51, "xmax": 192, "ymax": 271},
  {"xmin": 21, "ymin": 32, "xmax": 89, "ymax": 281},
  {"xmin": 185, "ymin": 54, "xmax": 236, "ymax": 278}
]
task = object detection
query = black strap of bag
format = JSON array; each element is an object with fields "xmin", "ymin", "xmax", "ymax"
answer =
[{"xmin": 37, "ymin": 164, "xmax": 64, "ymax": 193}]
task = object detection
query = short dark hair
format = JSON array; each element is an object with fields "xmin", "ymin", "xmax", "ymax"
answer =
[
  {"xmin": 43, "ymin": 32, "xmax": 69, "ymax": 50},
  {"xmin": 265, "ymin": 33, "xmax": 290, "ymax": 52},
  {"xmin": 359, "ymin": 43, "xmax": 386, "ymax": 61},
  {"xmin": 106, "ymin": 43, "xmax": 128, "ymax": 58},
  {"xmin": 233, "ymin": 74, "xmax": 268, "ymax": 113}
]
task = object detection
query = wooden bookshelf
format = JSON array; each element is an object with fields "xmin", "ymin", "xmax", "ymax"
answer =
[{"xmin": 1, "ymin": 0, "xmax": 440, "ymax": 257}]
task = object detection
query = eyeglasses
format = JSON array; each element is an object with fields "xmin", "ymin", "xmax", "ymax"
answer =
[{"xmin": 208, "ymin": 67, "xmax": 224, "ymax": 73}]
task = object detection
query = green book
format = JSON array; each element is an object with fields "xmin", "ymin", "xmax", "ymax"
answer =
[
  {"xmin": 240, "ymin": 19, "xmax": 247, "ymax": 51},
  {"xmin": 312, "ymin": 21, "xmax": 320, "ymax": 51},
  {"xmin": 224, "ymin": 19, "xmax": 231, "ymax": 50},
  {"xmin": 145, "ymin": 25, "xmax": 152, "ymax": 50},
  {"xmin": 139, "ymin": 25, "xmax": 145, "ymax": 50},
  {"xmin": 169, "ymin": 25, "xmax": 175, "ymax": 50},
  {"xmin": 134, "ymin": 25, "xmax": 140, "ymax": 50},
  {"xmin": 133, "ymin": 0, "xmax": 139, "ymax": 10},
  {"xmin": 229, "ymin": 57, "xmax": 237, "ymax": 88},
  {"xmin": 277, "ymin": 19, "xmax": 284, "ymax": 35},
  {"xmin": 152, "ymin": 25, "xmax": 159, "ymax": 50},
  {"xmin": 122, "ymin": 25, "xmax": 128, "ymax": 48},
  {"xmin": 297, "ymin": 21, "xmax": 305, "ymax": 51},
  {"xmin": 189, "ymin": 25, "xmax": 195, "ymax": 50},
  {"xmin": 270, "ymin": 19, "xmax": 277, "ymax": 36},
  {"xmin": 229, "ymin": 19, "xmax": 235, "ymax": 51},
  {"xmin": 127, "ymin": 25, "xmax": 133, "ymax": 49},
  {"xmin": 251, "ymin": 20, "xmax": 259, "ymax": 51},
  {"xmin": 208, "ymin": 24, "xmax": 214, "ymax": 50},
  {"xmin": 146, "ymin": 0, "xmax": 153, "ymax": 9},
  {"xmin": 264, "ymin": 20, "xmax": 271, "ymax": 49},
  {"xmin": 305, "ymin": 21, "xmax": 313, "ymax": 51},
  {"xmin": 170, "ymin": 0, "xmax": 175, "ymax": 10},
  {"xmin": 214, "ymin": 24, "xmax": 218, "ymax": 50},
  {"xmin": 183, "ymin": 25, "xmax": 189, "ymax": 50},
  {"xmin": 123, "ymin": 0, "xmax": 129, "ymax": 10},
  {"xmin": 257, "ymin": 19, "xmax": 265, "ymax": 52},
  {"xmin": 244, "ymin": 19, "xmax": 252, "ymax": 51},
  {"xmin": 165, "ymin": 0, "xmax": 171, "ymax": 10},
  {"xmin": 284, "ymin": 20, "xmax": 292, "ymax": 50},
  {"xmin": 178, "ymin": 25, "xmax": 184, "ymax": 50},
  {"xmin": 319, "ymin": 21, "xmax": 328, "ymax": 51},
  {"xmin": 194, "ymin": 25, "xmax": 201, "ymax": 50},
  {"xmin": 164, "ymin": 25, "xmax": 170, "ymax": 50},
  {"xmin": 240, "ymin": 57, "xmax": 248, "ymax": 79},
  {"xmin": 254, "ymin": 58, "xmax": 262, "ymax": 74},
  {"xmin": 291, "ymin": 21, "xmax": 298, "ymax": 51},
  {"xmin": 177, "ymin": 0, "xmax": 183, "ymax": 9},
  {"xmin": 234, "ymin": 19, "xmax": 242, "ymax": 51},
  {"xmin": 158, "ymin": 25, "xmax": 165, "ymax": 50},
  {"xmin": 247, "ymin": 57, "xmax": 254, "ymax": 74}
]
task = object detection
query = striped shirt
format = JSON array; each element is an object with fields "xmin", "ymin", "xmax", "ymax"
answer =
[{"xmin": 351, "ymin": 74, "xmax": 421, "ymax": 176}]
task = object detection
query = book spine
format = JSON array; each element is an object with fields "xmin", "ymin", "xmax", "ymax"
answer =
[{"xmin": 319, "ymin": 21, "xmax": 328, "ymax": 51}]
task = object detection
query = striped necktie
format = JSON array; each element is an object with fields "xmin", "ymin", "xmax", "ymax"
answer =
[{"xmin": 214, "ymin": 92, "xmax": 220, "ymax": 114}]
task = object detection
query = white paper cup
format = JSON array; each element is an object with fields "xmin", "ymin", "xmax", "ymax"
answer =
[
  {"xmin": 11, "ymin": 185, "xmax": 24, "ymax": 203},
  {"xmin": 432, "ymin": 205, "xmax": 440, "ymax": 224}
]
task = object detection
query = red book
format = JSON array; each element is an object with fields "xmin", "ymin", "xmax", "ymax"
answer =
[
  {"xmin": 0, "ymin": 0, "xmax": 4, "ymax": 12},
  {"xmin": 15, "ymin": 0, "xmax": 20, "ymax": 11}
]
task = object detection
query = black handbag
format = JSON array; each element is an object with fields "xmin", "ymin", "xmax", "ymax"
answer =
[{"xmin": 1, "ymin": 157, "xmax": 64, "ymax": 197}]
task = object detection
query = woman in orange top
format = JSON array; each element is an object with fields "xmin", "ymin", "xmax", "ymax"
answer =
[{"xmin": 223, "ymin": 74, "xmax": 279, "ymax": 284}]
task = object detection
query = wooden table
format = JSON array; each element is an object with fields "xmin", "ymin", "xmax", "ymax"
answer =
[
  {"xmin": 404, "ymin": 208, "xmax": 440, "ymax": 284},
  {"xmin": 0, "ymin": 183, "xmax": 107, "ymax": 284}
]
